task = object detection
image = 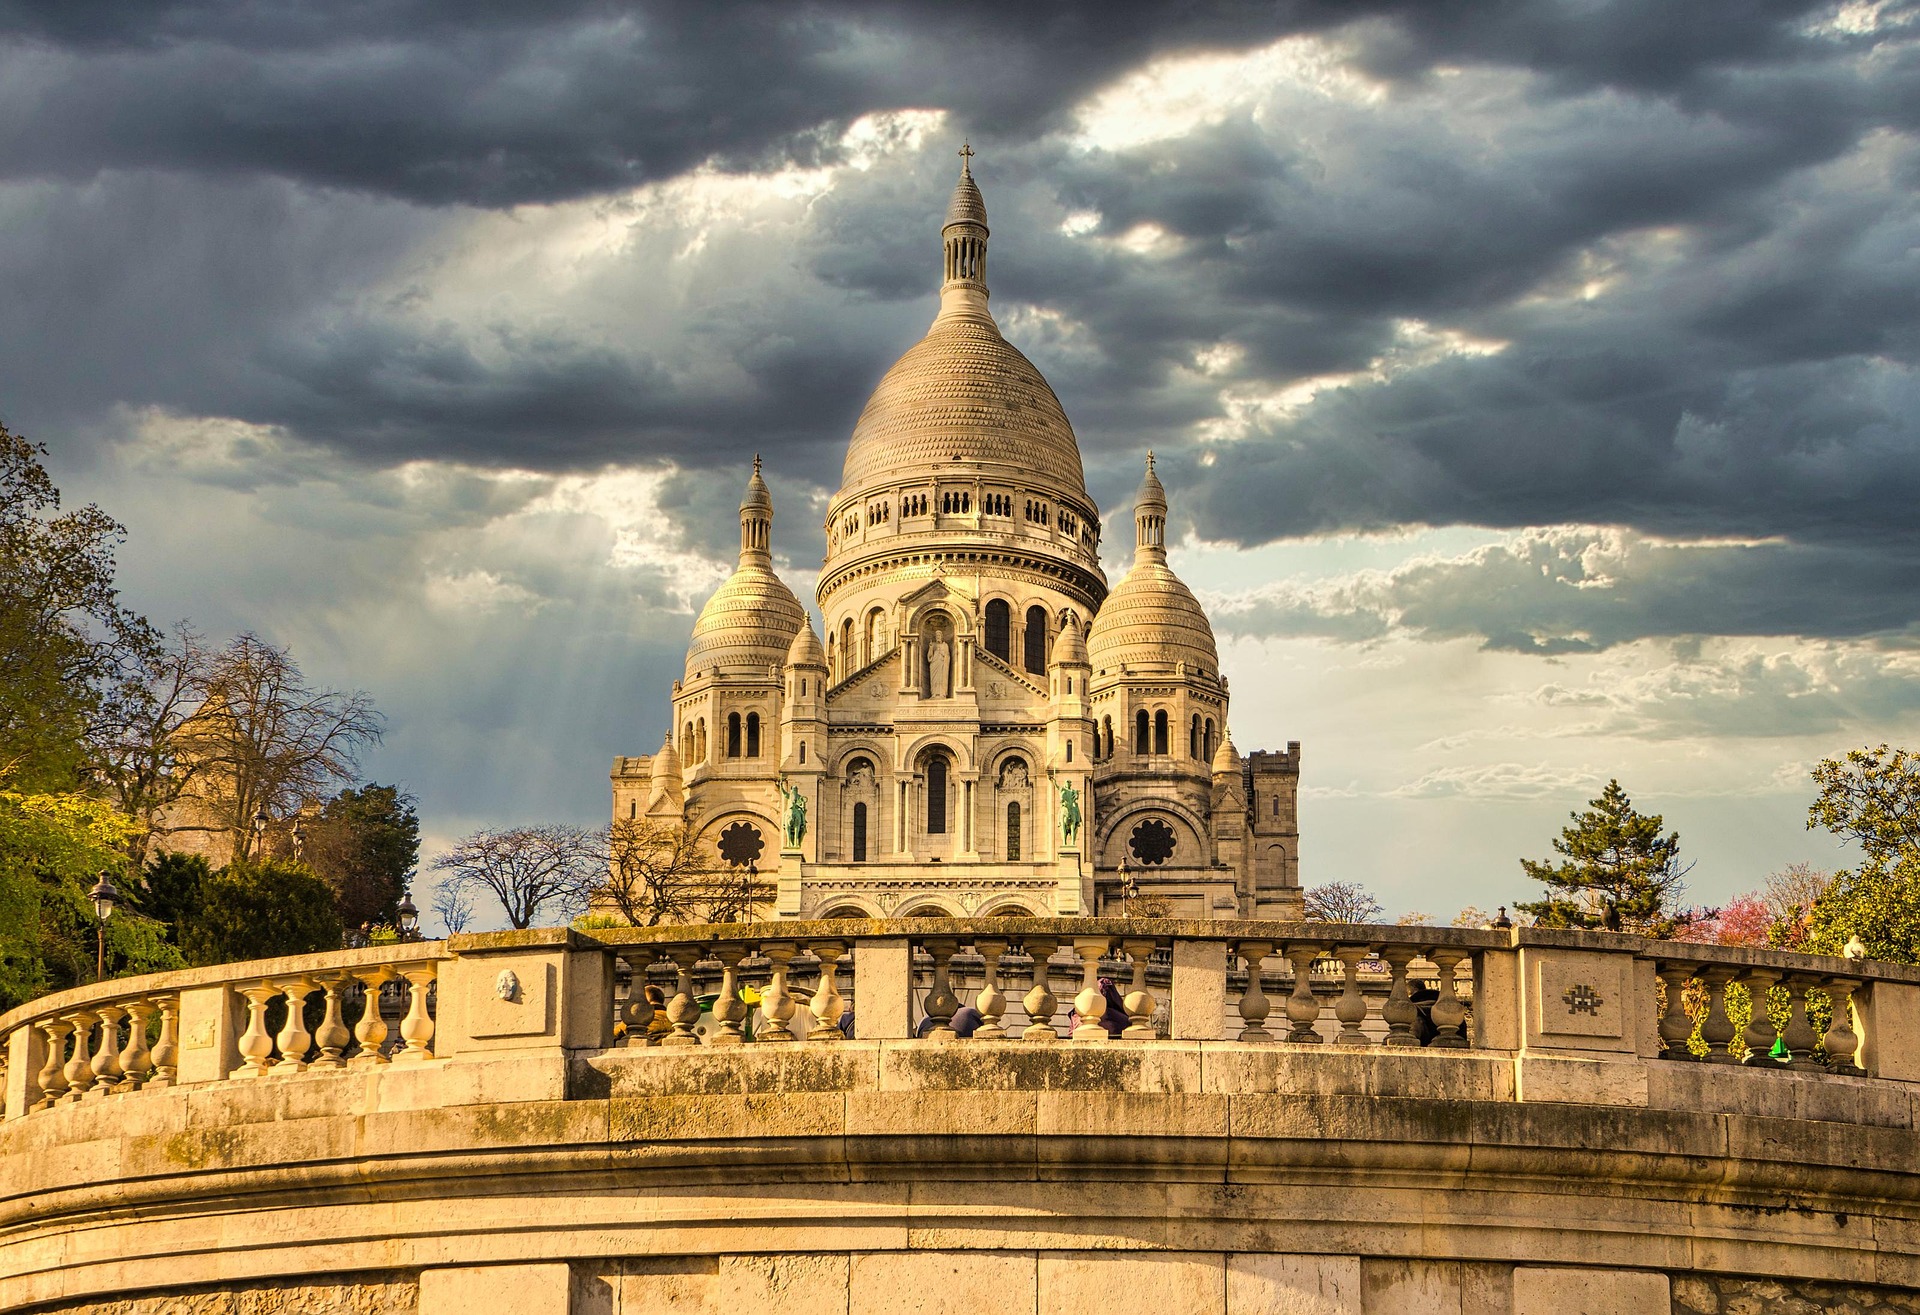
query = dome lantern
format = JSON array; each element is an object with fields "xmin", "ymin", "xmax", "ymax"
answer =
[
  {"xmin": 740, "ymin": 453, "xmax": 773, "ymax": 563},
  {"xmin": 1134, "ymin": 451, "xmax": 1168, "ymax": 561}
]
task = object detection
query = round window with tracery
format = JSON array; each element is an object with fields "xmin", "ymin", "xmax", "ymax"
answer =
[
  {"xmin": 717, "ymin": 821, "xmax": 765, "ymax": 868},
  {"xmin": 1128, "ymin": 818, "xmax": 1176, "ymax": 866}
]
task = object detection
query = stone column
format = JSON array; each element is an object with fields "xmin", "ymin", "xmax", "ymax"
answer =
[{"xmin": 854, "ymin": 937, "xmax": 911, "ymax": 1039}]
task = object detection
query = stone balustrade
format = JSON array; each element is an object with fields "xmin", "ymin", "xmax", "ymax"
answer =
[
  {"xmin": 10, "ymin": 920, "xmax": 1920, "ymax": 1121},
  {"xmin": 1, "ymin": 942, "xmax": 445, "ymax": 1119}
]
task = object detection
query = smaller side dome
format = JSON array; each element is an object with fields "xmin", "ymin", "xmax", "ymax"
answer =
[
  {"xmin": 787, "ymin": 615, "xmax": 827, "ymax": 669},
  {"xmin": 1087, "ymin": 454, "xmax": 1219, "ymax": 677},
  {"xmin": 686, "ymin": 461, "xmax": 805, "ymax": 680},
  {"xmin": 1211, "ymin": 728, "xmax": 1240, "ymax": 777}
]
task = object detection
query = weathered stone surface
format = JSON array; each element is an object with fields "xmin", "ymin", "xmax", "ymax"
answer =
[
  {"xmin": 849, "ymin": 1250, "xmax": 1035, "ymax": 1314},
  {"xmin": 418, "ymin": 1263, "xmax": 565, "ymax": 1315},
  {"xmin": 27, "ymin": 1273, "xmax": 416, "ymax": 1314},
  {"xmin": 1512, "ymin": 1266, "xmax": 1668, "ymax": 1314},
  {"xmin": 1362, "ymin": 1259, "xmax": 1513, "ymax": 1314},
  {"xmin": 1226, "ymin": 1253, "xmax": 1361, "ymax": 1313},
  {"xmin": 1039, "ymin": 1252, "xmax": 1223, "ymax": 1315},
  {"xmin": 1674, "ymin": 1273, "xmax": 1920, "ymax": 1314}
]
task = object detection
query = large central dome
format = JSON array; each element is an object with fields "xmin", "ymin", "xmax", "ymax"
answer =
[
  {"xmin": 834, "ymin": 156, "xmax": 1089, "ymax": 505},
  {"xmin": 840, "ymin": 312, "xmax": 1088, "ymax": 495}
]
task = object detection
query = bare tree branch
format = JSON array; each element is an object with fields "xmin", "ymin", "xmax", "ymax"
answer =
[{"xmin": 432, "ymin": 824, "xmax": 600, "ymax": 931}]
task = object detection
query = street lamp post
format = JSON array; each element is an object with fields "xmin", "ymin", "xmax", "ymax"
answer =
[
  {"xmin": 251, "ymin": 804, "xmax": 272, "ymax": 860},
  {"xmin": 88, "ymin": 870, "xmax": 120, "ymax": 981},
  {"xmin": 396, "ymin": 890, "xmax": 419, "ymax": 941}
]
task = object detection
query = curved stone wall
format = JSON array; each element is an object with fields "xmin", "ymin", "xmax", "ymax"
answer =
[{"xmin": 7, "ymin": 922, "xmax": 1920, "ymax": 1314}]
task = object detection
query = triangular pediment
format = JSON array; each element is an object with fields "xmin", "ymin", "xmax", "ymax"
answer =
[
  {"xmin": 828, "ymin": 647, "xmax": 899, "ymax": 701},
  {"xmin": 974, "ymin": 647, "xmax": 1046, "ymax": 698}
]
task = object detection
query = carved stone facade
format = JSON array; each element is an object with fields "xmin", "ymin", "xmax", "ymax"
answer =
[{"xmin": 611, "ymin": 155, "xmax": 1303, "ymax": 921}]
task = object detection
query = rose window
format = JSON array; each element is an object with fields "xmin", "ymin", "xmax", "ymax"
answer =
[
  {"xmin": 717, "ymin": 821, "xmax": 765, "ymax": 869},
  {"xmin": 1128, "ymin": 819, "xmax": 1176, "ymax": 866}
]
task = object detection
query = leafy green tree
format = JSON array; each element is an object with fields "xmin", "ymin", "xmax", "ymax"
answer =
[
  {"xmin": 1798, "ymin": 747, "xmax": 1920, "ymax": 963},
  {"xmin": 1517, "ymin": 780, "xmax": 1696, "ymax": 936},
  {"xmin": 302, "ymin": 784, "xmax": 418, "ymax": 931},
  {"xmin": 127, "ymin": 851, "xmax": 211, "ymax": 950},
  {"xmin": 0, "ymin": 425, "xmax": 159, "ymax": 791},
  {"xmin": 0, "ymin": 790, "xmax": 178, "ymax": 1009},
  {"xmin": 182, "ymin": 858, "xmax": 343, "ymax": 967}
]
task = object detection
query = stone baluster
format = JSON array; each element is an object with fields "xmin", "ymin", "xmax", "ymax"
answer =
[
  {"xmin": 274, "ymin": 979, "xmax": 314, "ymax": 1074},
  {"xmin": 1822, "ymin": 977, "xmax": 1864, "ymax": 1076},
  {"xmin": 1070, "ymin": 935, "xmax": 1113, "ymax": 1042},
  {"xmin": 919, "ymin": 938, "xmax": 961, "ymax": 1040},
  {"xmin": 1655, "ymin": 962, "xmax": 1696, "ymax": 1060},
  {"xmin": 620, "ymin": 952, "xmax": 658, "ymax": 1047},
  {"xmin": 35, "ymin": 1018, "xmax": 72, "ymax": 1109},
  {"xmin": 1332, "ymin": 945, "xmax": 1372, "ymax": 1047},
  {"xmin": 972, "ymin": 938, "xmax": 1009, "ymax": 1040},
  {"xmin": 149, "ymin": 995, "xmax": 180, "ymax": 1088},
  {"xmin": 1698, "ymin": 967, "xmax": 1740, "ymax": 1065},
  {"xmin": 1021, "ymin": 938, "xmax": 1060, "ymax": 1042},
  {"xmin": 90, "ymin": 1004, "xmax": 127, "ymax": 1092},
  {"xmin": 234, "ymin": 984, "xmax": 278, "ymax": 1077},
  {"xmin": 1428, "ymin": 948, "xmax": 1471, "ymax": 1048},
  {"xmin": 1235, "ymin": 941, "xmax": 1274, "ymax": 1043},
  {"xmin": 759, "ymin": 943, "xmax": 799, "ymax": 1043},
  {"xmin": 393, "ymin": 965, "xmax": 437, "ymax": 1064},
  {"xmin": 1740, "ymin": 966, "xmax": 1782, "ymax": 1067},
  {"xmin": 1379, "ymin": 947, "xmax": 1420, "ymax": 1047},
  {"xmin": 311, "ymin": 976, "xmax": 353, "ymax": 1069},
  {"xmin": 661, "ymin": 947, "xmax": 706, "ymax": 1047},
  {"xmin": 1121, "ymin": 937, "xmax": 1159, "ymax": 1040},
  {"xmin": 63, "ymin": 1010, "xmax": 99, "ymax": 1097},
  {"xmin": 709, "ymin": 948, "xmax": 750, "ymax": 1046},
  {"xmin": 119, "ymin": 999, "xmax": 155, "ymax": 1088},
  {"xmin": 808, "ymin": 941, "xmax": 847, "ymax": 1041},
  {"xmin": 351, "ymin": 968, "xmax": 394, "ymax": 1066},
  {"xmin": 1282, "ymin": 944, "xmax": 1325, "ymax": 1044},
  {"xmin": 1779, "ymin": 973, "xmax": 1823, "ymax": 1072}
]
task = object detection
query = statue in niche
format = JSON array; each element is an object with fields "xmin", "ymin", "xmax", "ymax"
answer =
[
  {"xmin": 926, "ymin": 635, "xmax": 951, "ymax": 698},
  {"xmin": 1001, "ymin": 760, "xmax": 1029, "ymax": 789},
  {"xmin": 848, "ymin": 762, "xmax": 874, "ymax": 790}
]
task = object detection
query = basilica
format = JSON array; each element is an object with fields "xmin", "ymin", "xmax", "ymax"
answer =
[{"xmin": 610, "ymin": 155, "xmax": 1302, "ymax": 921}]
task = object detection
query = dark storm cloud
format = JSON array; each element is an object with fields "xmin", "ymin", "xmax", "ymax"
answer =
[
  {"xmin": 1211, "ymin": 530, "xmax": 1920, "ymax": 654},
  {"xmin": 0, "ymin": 1, "xmax": 1865, "ymax": 207},
  {"xmin": 8, "ymin": 0, "xmax": 1920, "ymax": 652}
]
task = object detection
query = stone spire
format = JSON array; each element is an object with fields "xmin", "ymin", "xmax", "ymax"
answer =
[
  {"xmin": 1134, "ymin": 451, "xmax": 1168, "ymax": 561},
  {"xmin": 647, "ymin": 731, "xmax": 684, "ymax": 814},
  {"xmin": 739, "ymin": 454, "xmax": 773, "ymax": 563}
]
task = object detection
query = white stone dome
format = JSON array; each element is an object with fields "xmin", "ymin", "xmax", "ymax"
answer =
[
  {"xmin": 1087, "ymin": 559, "xmax": 1219, "ymax": 677},
  {"xmin": 1087, "ymin": 454, "xmax": 1219, "ymax": 678},
  {"xmin": 786, "ymin": 616, "xmax": 827, "ymax": 669},
  {"xmin": 684, "ymin": 564, "xmax": 804, "ymax": 679},
  {"xmin": 840, "ymin": 314, "xmax": 1089, "ymax": 498}
]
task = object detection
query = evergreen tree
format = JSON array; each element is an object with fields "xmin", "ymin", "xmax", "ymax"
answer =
[
  {"xmin": 303, "ymin": 784, "xmax": 418, "ymax": 931},
  {"xmin": 183, "ymin": 857, "xmax": 342, "ymax": 967},
  {"xmin": 1517, "ymin": 780, "xmax": 1694, "ymax": 936}
]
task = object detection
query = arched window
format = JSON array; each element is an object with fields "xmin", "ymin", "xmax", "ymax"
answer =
[
  {"xmin": 1102, "ymin": 715, "xmax": 1114, "ymax": 760},
  {"xmin": 865, "ymin": 608, "xmax": 884, "ymax": 665},
  {"xmin": 696, "ymin": 718, "xmax": 707, "ymax": 762},
  {"xmin": 1190, "ymin": 715, "xmax": 1201, "ymax": 759},
  {"xmin": 629, "ymin": 800, "xmax": 637, "ymax": 819},
  {"xmin": 798, "ymin": 742, "xmax": 806, "ymax": 764},
  {"xmin": 1204, "ymin": 719, "xmax": 1215, "ymax": 762},
  {"xmin": 746, "ymin": 712, "xmax": 761, "ymax": 758},
  {"xmin": 1065, "ymin": 740, "xmax": 1074, "ymax": 763},
  {"xmin": 727, "ymin": 712, "xmax": 742, "ymax": 758},
  {"xmin": 1024, "ymin": 605, "xmax": 1048, "ymax": 674},
  {"xmin": 927, "ymin": 754, "xmax": 949, "ymax": 834},
  {"xmin": 984, "ymin": 599, "xmax": 1011, "ymax": 661},
  {"xmin": 1135, "ymin": 710, "xmax": 1150, "ymax": 754},
  {"xmin": 682, "ymin": 721, "xmax": 693, "ymax": 760},
  {"xmin": 1006, "ymin": 802, "xmax": 1021, "ymax": 861},
  {"xmin": 1273, "ymin": 796, "xmax": 1280, "ymax": 818},
  {"xmin": 841, "ymin": 618, "xmax": 855, "ymax": 672},
  {"xmin": 1154, "ymin": 709, "xmax": 1169, "ymax": 755},
  {"xmin": 852, "ymin": 802, "xmax": 868, "ymax": 862}
]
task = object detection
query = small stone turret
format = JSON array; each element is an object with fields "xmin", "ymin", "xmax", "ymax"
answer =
[{"xmin": 646, "ymin": 733, "xmax": 684, "ymax": 817}]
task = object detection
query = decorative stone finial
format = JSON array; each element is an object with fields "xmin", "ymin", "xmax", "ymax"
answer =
[{"xmin": 959, "ymin": 140, "xmax": 974, "ymax": 175}]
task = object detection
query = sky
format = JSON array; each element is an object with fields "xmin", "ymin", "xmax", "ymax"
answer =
[{"xmin": 9, "ymin": 0, "xmax": 1919, "ymax": 928}]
